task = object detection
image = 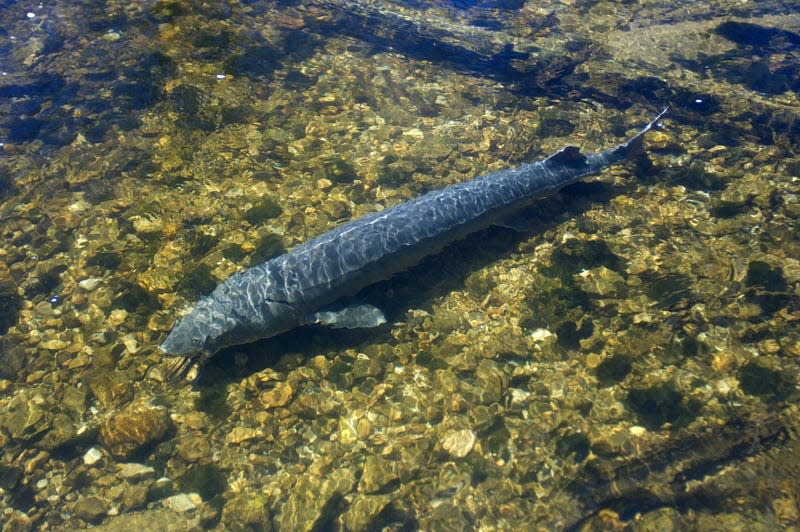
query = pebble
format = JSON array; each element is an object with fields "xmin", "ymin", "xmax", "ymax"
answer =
[
  {"xmin": 225, "ymin": 426, "xmax": 264, "ymax": 444},
  {"xmin": 119, "ymin": 463, "xmax": 155, "ymax": 480},
  {"xmin": 99, "ymin": 398, "xmax": 173, "ymax": 459},
  {"xmin": 78, "ymin": 278, "xmax": 102, "ymax": 291},
  {"xmin": 122, "ymin": 334, "xmax": 139, "ymax": 354},
  {"xmin": 73, "ymin": 495, "xmax": 107, "ymax": 522},
  {"xmin": 163, "ymin": 493, "xmax": 201, "ymax": 513},
  {"xmin": 441, "ymin": 429, "xmax": 476, "ymax": 458},
  {"xmin": 107, "ymin": 309, "xmax": 128, "ymax": 327},
  {"xmin": 40, "ymin": 339, "xmax": 68, "ymax": 350},
  {"xmin": 83, "ymin": 447, "xmax": 103, "ymax": 466},
  {"xmin": 259, "ymin": 381, "xmax": 293, "ymax": 408}
]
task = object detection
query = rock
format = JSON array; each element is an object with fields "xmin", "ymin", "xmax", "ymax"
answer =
[
  {"xmin": 636, "ymin": 507, "xmax": 687, "ymax": 531},
  {"xmin": 575, "ymin": 266, "xmax": 626, "ymax": 297},
  {"xmin": 220, "ymin": 492, "xmax": 272, "ymax": 531},
  {"xmin": 341, "ymin": 495, "xmax": 392, "ymax": 531},
  {"xmin": 1, "ymin": 510, "xmax": 32, "ymax": 532},
  {"xmin": 78, "ymin": 508, "xmax": 194, "ymax": 532},
  {"xmin": 79, "ymin": 278, "xmax": 102, "ymax": 291},
  {"xmin": 84, "ymin": 447, "xmax": 103, "ymax": 466},
  {"xmin": 441, "ymin": 429, "xmax": 476, "ymax": 458},
  {"xmin": 84, "ymin": 370, "xmax": 134, "ymax": 409},
  {"xmin": 358, "ymin": 455, "xmax": 398, "ymax": 494},
  {"xmin": 1, "ymin": 390, "xmax": 51, "ymax": 442},
  {"xmin": 107, "ymin": 309, "xmax": 128, "ymax": 327},
  {"xmin": 99, "ymin": 398, "xmax": 173, "ymax": 459},
  {"xmin": 118, "ymin": 463, "xmax": 155, "ymax": 481},
  {"xmin": 39, "ymin": 339, "xmax": 69, "ymax": 351},
  {"xmin": 259, "ymin": 381, "xmax": 293, "ymax": 408},
  {"xmin": 275, "ymin": 469, "xmax": 357, "ymax": 531},
  {"xmin": 73, "ymin": 495, "xmax": 107, "ymax": 522},
  {"xmin": 39, "ymin": 412, "xmax": 80, "ymax": 450},
  {"xmin": 121, "ymin": 482, "xmax": 150, "ymax": 511},
  {"xmin": 163, "ymin": 493, "xmax": 201, "ymax": 513},
  {"xmin": 225, "ymin": 426, "xmax": 264, "ymax": 444},
  {"xmin": 147, "ymin": 477, "xmax": 175, "ymax": 502}
]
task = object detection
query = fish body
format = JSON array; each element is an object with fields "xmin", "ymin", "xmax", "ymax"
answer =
[{"xmin": 161, "ymin": 109, "xmax": 667, "ymax": 376}]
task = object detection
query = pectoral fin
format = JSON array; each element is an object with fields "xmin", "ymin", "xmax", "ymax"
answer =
[{"xmin": 309, "ymin": 304, "xmax": 387, "ymax": 329}]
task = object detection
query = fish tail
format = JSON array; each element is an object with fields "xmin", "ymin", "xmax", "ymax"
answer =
[{"xmin": 616, "ymin": 106, "xmax": 669, "ymax": 158}]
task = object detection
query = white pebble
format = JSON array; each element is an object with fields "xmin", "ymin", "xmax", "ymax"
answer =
[
  {"xmin": 78, "ymin": 278, "xmax": 102, "ymax": 291},
  {"xmin": 83, "ymin": 447, "xmax": 103, "ymax": 466},
  {"xmin": 163, "ymin": 493, "xmax": 201, "ymax": 513}
]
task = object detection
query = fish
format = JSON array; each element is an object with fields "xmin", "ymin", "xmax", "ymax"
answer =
[{"xmin": 161, "ymin": 108, "xmax": 668, "ymax": 380}]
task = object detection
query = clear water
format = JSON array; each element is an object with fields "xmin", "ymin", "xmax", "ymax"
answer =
[{"xmin": 0, "ymin": 1, "xmax": 798, "ymax": 530}]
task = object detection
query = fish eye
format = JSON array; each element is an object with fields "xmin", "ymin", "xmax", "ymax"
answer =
[{"xmin": 192, "ymin": 337, "xmax": 202, "ymax": 345}]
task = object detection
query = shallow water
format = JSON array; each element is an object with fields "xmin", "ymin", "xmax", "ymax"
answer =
[{"xmin": 0, "ymin": 1, "xmax": 799, "ymax": 530}]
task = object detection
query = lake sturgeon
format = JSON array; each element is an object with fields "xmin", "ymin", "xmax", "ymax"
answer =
[{"xmin": 161, "ymin": 108, "xmax": 668, "ymax": 380}]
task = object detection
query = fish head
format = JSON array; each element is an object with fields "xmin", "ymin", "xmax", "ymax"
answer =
[{"xmin": 160, "ymin": 291, "xmax": 300, "ymax": 381}]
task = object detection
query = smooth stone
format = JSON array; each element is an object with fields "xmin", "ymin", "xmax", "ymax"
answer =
[
  {"xmin": 119, "ymin": 463, "xmax": 155, "ymax": 480},
  {"xmin": 99, "ymin": 398, "xmax": 173, "ymax": 460},
  {"xmin": 163, "ymin": 493, "xmax": 201, "ymax": 513},
  {"xmin": 441, "ymin": 429, "xmax": 476, "ymax": 458},
  {"xmin": 79, "ymin": 278, "xmax": 102, "ymax": 291},
  {"xmin": 83, "ymin": 447, "xmax": 103, "ymax": 466},
  {"xmin": 73, "ymin": 496, "xmax": 107, "ymax": 522}
]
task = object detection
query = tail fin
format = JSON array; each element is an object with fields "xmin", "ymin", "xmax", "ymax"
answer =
[{"xmin": 615, "ymin": 106, "xmax": 669, "ymax": 158}]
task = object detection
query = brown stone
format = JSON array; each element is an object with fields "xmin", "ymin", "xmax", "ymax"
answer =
[{"xmin": 99, "ymin": 398, "xmax": 172, "ymax": 459}]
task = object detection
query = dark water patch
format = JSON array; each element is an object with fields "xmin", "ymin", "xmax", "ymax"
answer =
[
  {"xmin": 244, "ymin": 194, "xmax": 282, "ymax": 225},
  {"xmin": 715, "ymin": 21, "xmax": 800, "ymax": 50},
  {"xmin": 249, "ymin": 232, "xmax": 287, "ymax": 264},
  {"xmin": 555, "ymin": 318, "xmax": 594, "ymax": 350},
  {"xmin": 315, "ymin": 157, "xmax": 358, "ymax": 184},
  {"xmin": 640, "ymin": 271, "xmax": 694, "ymax": 310},
  {"xmin": 670, "ymin": 161, "xmax": 728, "ymax": 191},
  {"xmin": 86, "ymin": 251, "xmax": 122, "ymax": 272},
  {"xmin": 520, "ymin": 281, "xmax": 589, "ymax": 332},
  {"xmin": 222, "ymin": 243, "xmax": 247, "ymax": 262},
  {"xmin": 556, "ymin": 432, "xmax": 591, "ymax": 463},
  {"xmin": 177, "ymin": 463, "xmax": 227, "ymax": 501},
  {"xmin": 191, "ymin": 27, "xmax": 231, "ymax": 50},
  {"xmin": 595, "ymin": 353, "xmax": 632, "ymax": 386},
  {"xmin": 0, "ymin": 338, "xmax": 27, "ymax": 379},
  {"xmin": 745, "ymin": 260, "xmax": 786, "ymax": 292},
  {"xmin": 195, "ymin": 384, "xmax": 232, "ymax": 421},
  {"xmin": 86, "ymin": 2, "xmax": 129, "ymax": 32},
  {"xmin": 224, "ymin": 45, "xmax": 282, "ymax": 79},
  {"xmin": 0, "ymin": 72, "xmax": 66, "ymax": 98},
  {"xmin": 545, "ymin": 238, "xmax": 624, "ymax": 278},
  {"xmin": 177, "ymin": 263, "xmax": 217, "ymax": 300},
  {"xmin": 539, "ymin": 117, "xmax": 575, "ymax": 137},
  {"xmin": 114, "ymin": 280, "xmax": 161, "ymax": 315},
  {"xmin": 738, "ymin": 361, "xmax": 792, "ymax": 402},
  {"xmin": 185, "ymin": 232, "xmax": 220, "ymax": 262},
  {"xmin": 149, "ymin": 0, "xmax": 188, "ymax": 22},
  {"xmin": 479, "ymin": 416, "xmax": 511, "ymax": 460},
  {"xmin": 626, "ymin": 383, "xmax": 701, "ymax": 429},
  {"xmin": 283, "ymin": 69, "xmax": 317, "ymax": 91}
]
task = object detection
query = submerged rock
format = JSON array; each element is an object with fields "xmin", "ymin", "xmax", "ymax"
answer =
[
  {"xmin": 220, "ymin": 492, "xmax": 272, "ymax": 531},
  {"xmin": 99, "ymin": 398, "xmax": 173, "ymax": 459}
]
